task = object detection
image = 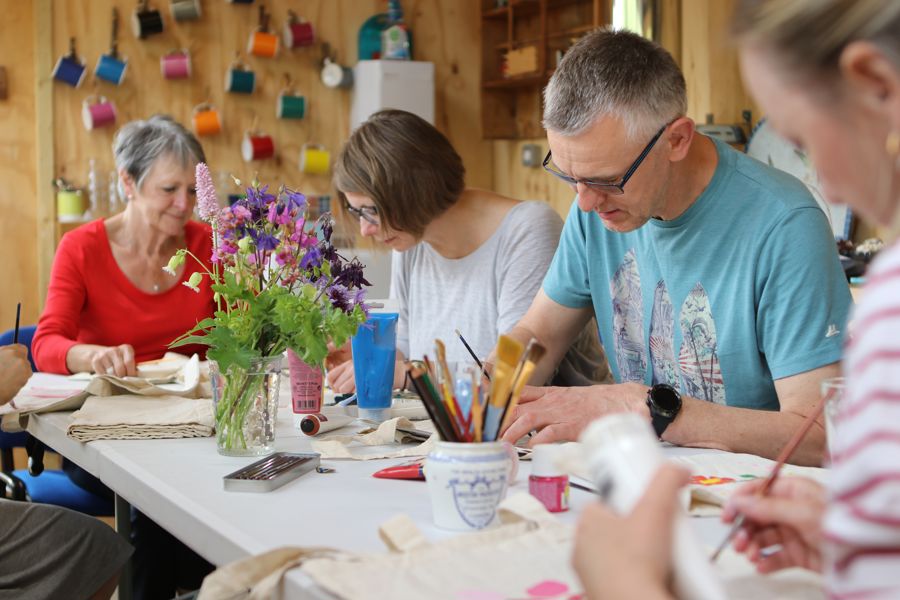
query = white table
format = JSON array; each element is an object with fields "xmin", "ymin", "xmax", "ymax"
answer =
[{"xmin": 23, "ymin": 375, "xmax": 730, "ymax": 599}]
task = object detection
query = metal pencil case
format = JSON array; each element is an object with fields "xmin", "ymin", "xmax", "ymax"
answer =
[{"xmin": 223, "ymin": 452, "xmax": 320, "ymax": 492}]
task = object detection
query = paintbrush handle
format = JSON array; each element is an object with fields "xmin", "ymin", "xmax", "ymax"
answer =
[{"xmin": 711, "ymin": 395, "xmax": 828, "ymax": 562}]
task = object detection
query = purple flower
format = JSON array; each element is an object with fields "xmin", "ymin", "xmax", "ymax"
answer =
[
  {"xmin": 335, "ymin": 257, "xmax": 371, "ymax": 289},
  {"xmin": 195, "ymin": 163, "xmax": 221, "ymax": 227},
  {"xmin": 253, "ymin": 232, "xmax": 279, "ymax": 251},
  {"xmin": 284, "ymin": 190, "xmax": 307, "ymax": 212},
  {"xmin": 300, "ymin": 246, "xmax": 322, "ymax": 269},
  {"xmin": 326, "ymin": 284, "xmax": 353, "ymax": 313}
]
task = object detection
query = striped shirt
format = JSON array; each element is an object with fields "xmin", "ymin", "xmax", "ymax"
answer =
[{"xmin": 825, "ymin": 241, "xmax": 900, "ymax": 599}]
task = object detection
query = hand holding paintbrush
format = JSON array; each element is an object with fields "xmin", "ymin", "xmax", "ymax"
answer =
[{"xmin": 710, "ymin": 394, "xmax": 829, "ymax": 562}]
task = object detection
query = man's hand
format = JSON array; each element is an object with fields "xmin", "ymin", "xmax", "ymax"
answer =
[
  {"xmin": 0, "ymin": 345, "xmax": 33, "ymax": 405},
  {"xmin": 500, "ymin": 382, "xmax": 650, "ymax": 446},
  {"xmin": 573, "ymin": 463, "xmax": 687, "ymax": 600},
  {"xmin": 721, "ymin": 476, "xmax": 826, "ymax": 573},
  {"xmin": 90, "ymin": 344, "xmax": 137, "ymax": 378}
]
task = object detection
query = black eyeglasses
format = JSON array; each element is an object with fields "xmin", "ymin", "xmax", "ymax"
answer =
[
  {"xmin": 542, "ymin": 122, "xmax": 671, "ymax": 196},
  {"xmin": 344, "ymin": 201, "xmax": 380, "ymax": 226}
]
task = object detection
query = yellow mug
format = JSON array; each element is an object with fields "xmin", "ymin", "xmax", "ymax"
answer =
[{"xmin": 299, "ymin": 144, "xmax": 330, "ymax": 175}]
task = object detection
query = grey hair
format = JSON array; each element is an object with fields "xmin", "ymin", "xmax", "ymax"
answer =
[
  {"xmin": 113, "ymin": 114, "xmax": 206, "ymax": 199},
  {"xmin": 732, "ymin": 0, "xmax": 900, "ymax": 84},
  {"xmin": 543, "ymin": 28, "xmax": 686, "ymax": 140}
]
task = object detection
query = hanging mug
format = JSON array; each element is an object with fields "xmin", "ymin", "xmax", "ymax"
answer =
[
  {"xmin": 161, "ymin": 49, "xmax": 191, "ymax": 79},
  {"xmin": 170, "ymin": 0, "xmax": 201, "ymax": 21},
  {"xmin": 321, "ymin": 59, "xmax": 353, "ymax": 89},
  {"xmin": 132, "ymin": 5, "xmax": 165, "ymax": 38},
  {"xmin": 225, "ymin": 64, "xmax": 256, "ymax": 93},
  {"xmin": 248, "ymin": 29, "xmax": 279, "ymax": 58},
  {"xmin": 82, "ymin": 97, "xmax": 118, "ymax": 131},
  {"xmin": 53, "ymin": 54, "xmax": 86, "ymax": 88},
  {"xmin": 192, "ymin": 104, "xmax": 221, "ymax": 136},
  {"xmin": 276, "ymin": 91, "xmax": 306, "ymax": 119},
  {"xmin": 283, "ymin": 18, "xmax": 314, "ymax": 48},
  {"xmin": 242, "ymin": 131, "xmax": 275, "ymax": 162},
  {"xmin": 95, "ymin": 53, "xmax": 128, "ymax": 85},
  {"xmin": 57, "ymin": 188, "xmax": 84, "ymax": 222},
  {"xmin": 299, "ymin": 143, "xmax": 330, "ymax": 175}
]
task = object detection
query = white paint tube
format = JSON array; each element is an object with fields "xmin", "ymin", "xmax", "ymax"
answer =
[{"xmin": 299, "ymin": 413, "xmax": 355, "ymax": 436}]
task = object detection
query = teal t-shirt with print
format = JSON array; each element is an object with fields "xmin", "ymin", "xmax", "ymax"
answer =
[{"xmin": 543, "ymin": 137, "xmax": 851, "ymax": 410}]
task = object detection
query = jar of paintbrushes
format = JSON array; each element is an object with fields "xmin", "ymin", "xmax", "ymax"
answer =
[{"xmin": 407, "ymin": 335, "xmax": 545, "ymax": 530}]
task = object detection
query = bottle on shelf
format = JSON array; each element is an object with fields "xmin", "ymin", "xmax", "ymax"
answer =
[{"xmin": 381, "ymin": 0, "xmax": 411, "ymax": 60}]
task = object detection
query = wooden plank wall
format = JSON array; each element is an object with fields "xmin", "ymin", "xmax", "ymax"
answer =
[
  {"xmin": 0, "ymin": 2, "xmax": 40, "ymax": 328},
  {"xmin": 4, "ymin": 0, "xmax": 489, "ymax": 326},
  {"xmin": 491, "ymin": 0, "xmax": 757, "ymax": 217}
]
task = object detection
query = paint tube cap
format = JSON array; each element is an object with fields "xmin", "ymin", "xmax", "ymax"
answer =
[
  {"xmin": 358, "ymin": 407, "xmax": 390, "ymax": 423},
  {"xmin": 530, "ymin": 444, "xmax": 564, "ymax": 478}
]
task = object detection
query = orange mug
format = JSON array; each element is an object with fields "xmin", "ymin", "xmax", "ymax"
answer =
[
  {"xmin": 248, "ymin": 30, "xmax": 279, "ymax": 58},
  {"xmin": 192, "ymin": 105, "xmax": 222, "ymax": 136}
]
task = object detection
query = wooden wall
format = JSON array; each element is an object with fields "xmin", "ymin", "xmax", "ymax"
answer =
[
  {"xmin": 490, "ymin": 0, "xmax": 757, "ymax": 217},
  {"xmin": 0, "ymin": 3, "xmax": 40, "ymax": 328},
  {"xmin": 6, "ymin": 0, "xmax": 488, "ymax": 323}
]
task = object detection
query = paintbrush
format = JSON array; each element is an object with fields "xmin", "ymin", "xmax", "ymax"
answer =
[
  {"xmin": 455, "ymin": 329, "xmax": 490, "ymax": 382},
  {"xmin": 482, "ymin": 335, "xmax": 524, "ymax": 442},
  {"xmin": 435, "ymin": 339, "xmax": 470, "ymax": 440},
  {"xmin": 406, "ymin": 361, "xmax": 458, "ymax": 442},
  {"xmin": 498, "ymin": 341, "xmax": 546, "ymax": 436},
  {"xmin": 710, "ymin": 393, "xmax": 830, "ymax": 562},
  {"xmin": 13, "ymin": 302, "xmax": 21, "ymax": 344}
]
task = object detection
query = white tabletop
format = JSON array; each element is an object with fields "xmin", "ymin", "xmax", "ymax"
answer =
[{"xmin": 24, "ymin": 373, "xmax": 731, "ymax": 599}]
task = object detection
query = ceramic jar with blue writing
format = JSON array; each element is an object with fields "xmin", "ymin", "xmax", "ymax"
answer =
[{"xmin": 426, "ymin": 441, "xmax": 510, "ymax": 531}]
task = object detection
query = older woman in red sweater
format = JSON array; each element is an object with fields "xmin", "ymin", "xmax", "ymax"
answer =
[{"xmin": 33, "ymin": 114, "xmax": 215, "ymax": 376}]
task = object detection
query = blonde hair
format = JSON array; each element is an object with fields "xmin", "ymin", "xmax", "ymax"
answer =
[{"xmin": 732, "ymin": 0, "xmax": 900, "ymax": 82}]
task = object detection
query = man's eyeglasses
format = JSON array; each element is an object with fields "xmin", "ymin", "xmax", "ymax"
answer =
[
  {"xmin": 542, "ymin": 122, "xmax": 671, "ymax": 196},
  {"xmin": 344, "ymin": 202, "xmax": 380, "ymax": 226}
]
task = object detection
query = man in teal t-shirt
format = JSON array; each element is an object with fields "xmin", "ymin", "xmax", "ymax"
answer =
[{"xmin": 499, "ymin": 29, "xmax": 850, "ymax": 465}]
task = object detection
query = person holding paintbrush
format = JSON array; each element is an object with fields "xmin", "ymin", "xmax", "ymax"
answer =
[
  {"xmin": 327, "ymin": 109, "xmax": 609, "ymax": 393},
  {"xmin": 574, "ymin": 2, "xmax": 900, "ymax": 598}
]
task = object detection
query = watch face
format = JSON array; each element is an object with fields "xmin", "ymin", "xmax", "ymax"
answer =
[{"xmin": 651, "ymin": 384, "xmax": 681, "ymax": 414}]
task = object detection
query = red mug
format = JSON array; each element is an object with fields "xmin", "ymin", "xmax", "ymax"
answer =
[{"xmin": 241, "ymin": 133, "xmax": 275, "ymax": 162}]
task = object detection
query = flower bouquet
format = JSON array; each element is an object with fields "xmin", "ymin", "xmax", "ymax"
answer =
[{"xmin": 168, "ymin": 164, "xmax": 369, "ymax": 455}]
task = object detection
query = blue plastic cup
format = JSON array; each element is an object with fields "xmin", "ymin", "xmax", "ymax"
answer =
[{"xmin": 351, "ymin": 313, "xmax": 398, "ymax": 422}]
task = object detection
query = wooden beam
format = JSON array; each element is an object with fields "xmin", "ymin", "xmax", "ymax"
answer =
[{"xmin": 34, "ymin": 0, "xmax": 54, "ymax": 309}]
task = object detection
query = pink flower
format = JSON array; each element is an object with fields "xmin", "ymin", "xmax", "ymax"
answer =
[{"xmin": 195, "ymin": 163, "xmax": 221, "ymax": 227}]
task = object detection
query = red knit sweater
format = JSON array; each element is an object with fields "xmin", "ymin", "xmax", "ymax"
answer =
[{"xmin": 33, "ymin": 219, "xmax": 216, "ymax": 374}]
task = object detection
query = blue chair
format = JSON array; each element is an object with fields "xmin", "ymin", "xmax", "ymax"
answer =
[{"xmin": 0, "ymin": 325, "xmax": 113, "ymax": 515}]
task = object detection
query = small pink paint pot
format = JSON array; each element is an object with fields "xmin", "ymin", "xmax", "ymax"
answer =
[
  {"xmin": 160, "ymin": 50, "xmax": 191, "ymax": 79},
  {"xmin": 82, "ymin": 97, "xmax": 117, "ymax": 131}
]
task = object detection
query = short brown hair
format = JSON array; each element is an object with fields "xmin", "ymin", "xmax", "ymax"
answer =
[{"xmin": 333, "ymin": 109, "xmax": 465, "ymax": 237}]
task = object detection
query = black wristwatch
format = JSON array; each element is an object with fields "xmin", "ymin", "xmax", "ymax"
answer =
[{"xmin": 646, "ymin": 384, "xmax": 682, "ymax": 439}]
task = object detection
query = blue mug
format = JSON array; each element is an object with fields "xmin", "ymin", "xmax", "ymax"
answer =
[
  {"xmin": 95, "ymin": 54, "xmax": 127, "ymax": 85},
  {"xmin": 53, "ymin": 55, "xmax": 86, "ymax": 87},
  {"xmin": 225, "ymin": 68, "xmax": 255, "ymax": 94},
  {"xmin": 351, "ymin": 313, "xmax": 398, "ymax": 421}
]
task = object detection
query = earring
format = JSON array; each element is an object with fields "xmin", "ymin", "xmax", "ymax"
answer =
[{"xmin": 886, "ymin": 131, "xmax": 900, "ymax": 157}]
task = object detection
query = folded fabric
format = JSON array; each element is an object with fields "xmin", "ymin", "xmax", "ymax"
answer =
[
  {"xmin": 67, "ymin": 395, "xmax": 214, "ymax": 442},
  {"xmin": 310, "ymin": 417, "xmax": 436, "ymax": 460},
  {"xmin": 198, "ymin": 493, "xmax": 824, "ymax": 600}
]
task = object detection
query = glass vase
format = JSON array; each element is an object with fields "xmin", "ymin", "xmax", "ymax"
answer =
[{"xmin": 209, "ymin": 356, "xmax": 283, "ymax": 457}]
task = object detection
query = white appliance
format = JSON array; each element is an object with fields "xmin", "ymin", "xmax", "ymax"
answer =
[{"xmin": 350, "ymin": 60, "xmax": 434, "ymax": 131}]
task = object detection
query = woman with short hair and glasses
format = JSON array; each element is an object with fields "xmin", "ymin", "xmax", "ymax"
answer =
[{"xmin": 327, "ymin": 109, "xmax": 609, "ymax": 392}]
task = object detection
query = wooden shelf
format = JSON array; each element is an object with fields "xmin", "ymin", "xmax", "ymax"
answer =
[{"xmin": 480, "ymin": 0, "xmax": 606, "ymax": 139}]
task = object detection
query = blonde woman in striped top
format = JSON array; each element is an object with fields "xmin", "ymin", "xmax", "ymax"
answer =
[{"xmin": 573, "ymin": 2, "xmax": 900, "ymax": 598}]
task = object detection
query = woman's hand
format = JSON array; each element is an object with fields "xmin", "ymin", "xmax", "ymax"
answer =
[
  {"xmin": 722, "ymin": 476, "xmax": 826, "ymax": 573},
  {"xmin": 573, "ymin": 463, "xmax": 687, "ymax": 600},
  {"xmin": 92, "ymin": 344, "xmax": 137, "ymax": 377},
  {"xmin": 0, "ymin": 344, "xmax": 33, "ymax": 405}
]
